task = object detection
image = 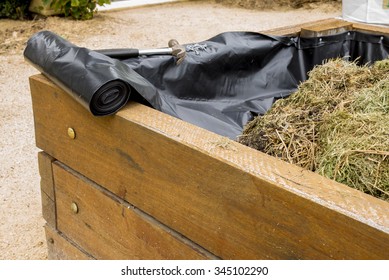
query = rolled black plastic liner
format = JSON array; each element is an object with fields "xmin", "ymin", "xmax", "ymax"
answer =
[
  {"xmin": 24, "ymin": 31, "xmax": 159, "ymax": 116},
  {"xmin": 24, "ymin": 30, "xmax": 389, "ymax": 138}
]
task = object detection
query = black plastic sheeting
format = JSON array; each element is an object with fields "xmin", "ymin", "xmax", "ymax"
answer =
[{"xmin": 24, "ymin": 30, "xmax": 389, "ymax": 139}]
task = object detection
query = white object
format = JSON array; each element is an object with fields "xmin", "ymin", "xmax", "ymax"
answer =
[
  {"xmin": 343, "ymin": 0, "xmax": 389, "ymax": 24},
  {"xmin": 98, "ymin": 0, "xmax": 180, "ymax": 12}
]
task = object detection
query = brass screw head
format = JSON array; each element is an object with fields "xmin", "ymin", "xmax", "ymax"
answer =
[
  {"xmin": 70, "ymin": 202, "xmax": 79, "ymax": 214},
  {"xmin": 67, "ymin": 127, "xmax": 76, "ymax": 139}
]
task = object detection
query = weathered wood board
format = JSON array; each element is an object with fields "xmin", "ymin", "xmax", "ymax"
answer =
[
  {"xmin": 38, "ymin": 152, "xmax": 56, "ymax": 228},
  {"xmin": 44, "ymin": 225, "xmax": 94, "ymax": 260},
  {"xmin": 31, "ymin": 18, "xmax": 389, "ymax": 260},
  {"xmin": 53, "ymin": 161, "xmax": 215, "ymax": 260}
]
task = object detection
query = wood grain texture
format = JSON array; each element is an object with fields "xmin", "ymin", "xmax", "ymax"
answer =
[
  {"xmin": 41, "ymin": 192, "xmax": 56, "ymax": 228},
  {"xmin": 300, "ymin": 23, "xmax": 352, "ymax": 37},
  {"xmin": 264, "ymin": 18, "xmax": 389, "ymax": 37},
  {"xmin": 264, "ymin": 18, "xmax": 346, "ymax": 36},
  {"xmin": 45, "ymin": 225, "xmax": 94, "ymax": 260},
  {"xmin": 38, "ymin": 152, "xmax": 56, "ymax": 228},
  {"xmin": 30, "ymin": 72, "xmax": 389, "ymax": 259},
  {"xmin": 52, "ymin": 161, "xmax": 214, "ymax": 260},
  {"xmin": 38, "ymin": 152, "xmax": 55, "ymax": 200},
  {"xmin": 352, "ymin": 22, "xmax": 389, "ymax": 35}
]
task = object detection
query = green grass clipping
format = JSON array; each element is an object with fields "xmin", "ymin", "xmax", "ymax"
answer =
[{"xmin": 239, "ymin": 58, "xmax": 389, "ymax": 201}]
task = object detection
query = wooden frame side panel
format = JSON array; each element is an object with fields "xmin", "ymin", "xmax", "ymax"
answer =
[
  {"xmin": 38, "ymin": 151, "xmax": 56, "ymax": 228},
  {"xmin": 30, "ymin": 74, "xmax": 389, "ymax": 259},
  {"xmin": 45, "ymin": 225, "xmax": 94, "ymax": 260},
  {"xmin": 52, "ymin": 161, "xmax": 215, "ymax": 260}
]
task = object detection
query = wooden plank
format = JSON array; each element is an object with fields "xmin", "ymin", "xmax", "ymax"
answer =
[
  {"xmin": 264, "ymin": 17, "xmax": 389, "ymax": 37},
  {"xmin": 45, "ymin": 225, "xmax": 94, "ymax": 260},
  {"xmin": 41, "ymin": 192, "xmax": 56, "ymax": 228},
  {"xmin": 52, "ymin": 161, "xmax": 214, "ymax": 260},
  {"xmin": 300, "ymin": 22, "xmax": 352, "ymax": 37},
  {"xmin": 264, "ymin": 18, "xmax": 347, "ymax": 36},
  {"xmin": 30, "ymin": 74, "xmax": 389, "ymax": 259},
  {"xmin": 38, "ymin": 152, "xmax": 55, "ymax": 199},
  {"xmin": 38, "ymin": 152, "xmax": 57, "ymax": 228},
  {"xmin": 351, "ymin": 22, "xmax": 389, "ymax": 35}
]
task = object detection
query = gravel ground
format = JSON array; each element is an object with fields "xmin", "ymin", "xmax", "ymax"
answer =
[{"xmin": 0, "ymin": 0, "xmax": 341, "ymax": 259}]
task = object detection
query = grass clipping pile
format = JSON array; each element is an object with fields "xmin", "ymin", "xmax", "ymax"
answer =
[{"xmin": 239, "ymin": 58, "xmax": 389, "ymax": 201}]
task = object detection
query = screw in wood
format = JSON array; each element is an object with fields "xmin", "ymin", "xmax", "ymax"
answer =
[
  {"xmin": 67, "ymin": 127, "xmax": 76, "ymax": 139},
  {"xmin": 70, "ymin": 202, "xmax": 79, "ymax": 214}
]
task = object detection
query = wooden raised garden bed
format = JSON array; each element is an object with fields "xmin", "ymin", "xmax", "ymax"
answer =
[{"xmin": 30, "ymin": 18, "xmax": 389, "ymax": 260}]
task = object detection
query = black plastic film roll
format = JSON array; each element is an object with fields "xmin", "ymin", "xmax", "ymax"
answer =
[
  {"xmin": 24, "ymin": 31, "xmax": 131, "ymax": 116},
  {"xmin": 90, "ymin": 80, "xmax": 130, "ymax": 115}
]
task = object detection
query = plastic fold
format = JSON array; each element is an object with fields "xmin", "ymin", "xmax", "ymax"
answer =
[{"xmin": 24, "ymin": 30, "xmax": 389, "ymax": 138}]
